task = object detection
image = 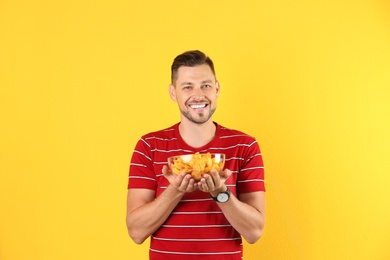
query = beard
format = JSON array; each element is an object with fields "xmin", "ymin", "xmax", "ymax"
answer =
[{"xmin": 180, "ymin": 106, "xmax": 216, "ymax": 125}]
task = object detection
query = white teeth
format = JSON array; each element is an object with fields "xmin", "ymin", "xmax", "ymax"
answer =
[{"xmin": 190, "ymin": 104, "xmax": 206, "ymax": 109}]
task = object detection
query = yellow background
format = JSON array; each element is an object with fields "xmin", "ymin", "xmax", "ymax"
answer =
[{"xmin": 1, "ymin": 0, "xmax": 390, "ymax": 259}]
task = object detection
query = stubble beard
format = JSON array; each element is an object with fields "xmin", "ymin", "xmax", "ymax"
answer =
[{"xmin": 180, "ymin": 107, "xmax": 216, "ymax": 125}]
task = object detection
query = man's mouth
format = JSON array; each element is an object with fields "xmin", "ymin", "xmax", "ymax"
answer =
[{"xmin": 189, "ymin": 103, "xmax": 208, "ymax": 109}]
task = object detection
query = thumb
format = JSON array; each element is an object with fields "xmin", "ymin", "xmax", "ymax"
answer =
[
  {"xmin": 221, "ymin": 169, "xmax": 232, "ymax": 180},
  {"xmin": 162, "ymin": 165, "xmax": 171, "ymax": 177}
]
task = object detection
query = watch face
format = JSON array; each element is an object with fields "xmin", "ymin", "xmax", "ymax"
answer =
[{"xmin": 217, "ymin": 193, "xmax": 229, "ymax": 202}]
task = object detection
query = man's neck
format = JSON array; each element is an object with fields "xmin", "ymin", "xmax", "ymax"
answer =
[{"xmin": 178, "ymin": 119, "xmax": 216, "ymax": 148}]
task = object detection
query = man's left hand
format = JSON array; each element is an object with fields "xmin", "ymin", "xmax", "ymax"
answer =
[{"xmin": 197, "ymin": 169, "xmax": 232, "ymax": 195}]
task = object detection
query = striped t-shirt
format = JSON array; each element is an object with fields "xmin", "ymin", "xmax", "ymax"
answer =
[{"xmin": 128, "ymin": 122, "xmax": 265, "ymax": 260}]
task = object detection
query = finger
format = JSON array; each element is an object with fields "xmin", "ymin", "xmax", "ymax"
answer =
[
  {"xmin": 196, "ymin": 180, "xmax": 205, "ymax": 192},
  {"xmin": 178, "ymin": 174, "xmax": 192, "ymax": 190},
  {"xmin": 196, "ymin": 178, "xmax": 207, "ymax": 192},
  {"xmin": 162, "ymin": 165, "xmax": 169, "ymax": 173},
  {"xmin": 200, "ymin": 176, "xmax": 213, "ymax": 191},
  {"xmin": 207, "ymin": 171, "xmax": 220, "ymax": 188},
  {"xmin": 204, "ymin": 174, "xmax": 216, "ymax": 190},
  {"xmin": 219, "ymin": 169, "xmax": 228, "ymax": 180},
  {"xmin": 186, "ymin": 178, "xmax": 196, "ymax": 192},
  {"xmin": 162, "ymin": 165, "xmax": 171, "ymax": 177}
]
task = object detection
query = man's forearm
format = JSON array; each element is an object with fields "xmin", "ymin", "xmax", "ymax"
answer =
[
  {"xmin": 216, "ymin": 193, "xmax": 265, "ymax": 244},
  {"xmin": 126, "ymin": 185, "xmax": 184, "ymax": 244}
]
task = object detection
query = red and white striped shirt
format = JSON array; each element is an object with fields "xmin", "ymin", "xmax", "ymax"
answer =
[{"xmin": 128, "ymin": 122, "xmax": 265, "ymax": 260}]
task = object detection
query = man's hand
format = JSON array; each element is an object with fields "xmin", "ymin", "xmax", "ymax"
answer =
[
  {"xmin": 162, "ymin": 165, "xmax": 197, "ymax": 193},
  {"xmin": 197, "ymin": 169, "xmax": 232, "ymax": 195}
]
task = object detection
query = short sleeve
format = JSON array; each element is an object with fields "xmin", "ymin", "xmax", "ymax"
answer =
[
  {"xmin": 237, "ymin": 139, "xmax": 265, "ymax": 193},
  {"xmin": 128, "ymin": 137, "xmax": 157, "ymax": 190}
]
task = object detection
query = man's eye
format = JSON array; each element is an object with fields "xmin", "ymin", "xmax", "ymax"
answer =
[{"xmin": 203, "ymin": 85, "xmax": 211, "ymax": 88}]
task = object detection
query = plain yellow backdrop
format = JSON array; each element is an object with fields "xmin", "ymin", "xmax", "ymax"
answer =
[{"xmin": 1, "ymin": 0, "xmax": 390, "ymax": 259}]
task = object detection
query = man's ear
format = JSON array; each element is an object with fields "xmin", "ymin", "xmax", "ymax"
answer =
[
  {"xmin": 169, "ymin": 84, "xmax": 177, "ymax": 102},
  {"xmin": 216, "ymin": 81, "xmax": 221, "ymax": 98}
]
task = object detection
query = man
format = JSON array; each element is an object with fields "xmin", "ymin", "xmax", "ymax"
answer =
[{"xmin": 126, "ymin": 50, "xmax": 265, "ymax": 259}]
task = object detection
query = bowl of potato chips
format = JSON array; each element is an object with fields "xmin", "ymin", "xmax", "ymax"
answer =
[{"xmin": 168, "ymin": 152, "xmax": 225, "ymax": 181}]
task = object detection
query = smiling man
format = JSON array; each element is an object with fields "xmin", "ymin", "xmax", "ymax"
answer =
[
  {"xmin": 126, "ymin": 50, "xmax": 266, "ymax": 260},
  {"xmin": 170, "ymin": 63, "xmax": 218, "ymax": 125}
]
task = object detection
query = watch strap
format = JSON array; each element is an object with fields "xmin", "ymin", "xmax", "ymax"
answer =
[{"xmin": 211, "ymin": 187, "xmax": 231, "ymax": 202}]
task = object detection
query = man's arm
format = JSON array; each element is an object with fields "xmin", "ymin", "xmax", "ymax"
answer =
[
  {"xmin": 215, "ymin": 190, "xmax": 265, "ymax": 244},
  {"xmin": 199, "ymin": 170, "xmax": 266, "ymax": 244},
  {"xmin": 126, "ymin": 169, "xmax": 196, "ymax": 244}
]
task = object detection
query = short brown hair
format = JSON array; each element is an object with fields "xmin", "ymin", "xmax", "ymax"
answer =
[{"xmin": 171, "ymin": 50, "xmax": 216, "ymax": 84}]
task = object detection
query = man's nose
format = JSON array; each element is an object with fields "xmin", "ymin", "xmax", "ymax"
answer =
[{"xmin": 192, "ymin": 87, "xmax": 205, "ymax": 99}]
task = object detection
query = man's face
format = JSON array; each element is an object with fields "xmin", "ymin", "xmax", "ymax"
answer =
[{"xmin": 169, "ymin": 64, "xmax": 220, "ymax": 125}]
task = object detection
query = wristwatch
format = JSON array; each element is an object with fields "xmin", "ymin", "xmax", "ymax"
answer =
[{"xmin": 211, "ymin": 188, "xmax": 231, "ymax": 203}]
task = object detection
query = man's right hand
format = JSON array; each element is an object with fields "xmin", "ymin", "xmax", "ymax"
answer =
[{"xmin": 162, "ymin": 165, "xmax": 197, "ymax": 193}]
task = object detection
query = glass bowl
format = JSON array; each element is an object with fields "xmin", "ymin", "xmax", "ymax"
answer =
[{"xmin": 167, "ymin": 152, "xmax": 225, "ymax": 181}]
